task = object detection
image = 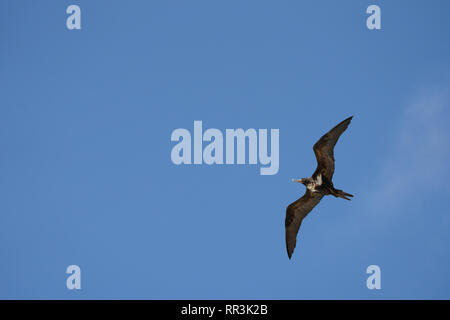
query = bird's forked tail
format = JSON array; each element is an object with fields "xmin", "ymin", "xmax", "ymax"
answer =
[{"xmin": 330, "ymin": 188, "xmax": 354, "ymax": 201}]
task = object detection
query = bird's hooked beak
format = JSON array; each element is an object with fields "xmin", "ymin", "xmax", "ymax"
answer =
[{"xmin": 292, "ymin": 178, "xmax": 305, "ymax": 184}]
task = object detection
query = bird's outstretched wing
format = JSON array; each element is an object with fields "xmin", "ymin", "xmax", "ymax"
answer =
[
  {"xmin": 285, "ymin": 190, "xmax": 324, "ymax": 259},
  {"xmin": 313, "ymin": 116, "xmax": 353, "ymax": 181}
]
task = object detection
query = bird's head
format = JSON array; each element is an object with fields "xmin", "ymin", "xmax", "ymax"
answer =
[{"xmin": 292, "ymin": 178, "xmax": 308, "ymax": 185}]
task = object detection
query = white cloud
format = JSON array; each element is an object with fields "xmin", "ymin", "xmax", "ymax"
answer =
[{"xmin": 368, "ymin": 87, "xmax": 450, "ymax": 211}]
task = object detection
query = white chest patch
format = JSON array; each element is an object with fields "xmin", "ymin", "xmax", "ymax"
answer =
[
  {"xmin": 306, "ymin": 174, "xmax": 323, "ymax": 192},
  {"xmin": 315, "ymin": 173, "xmax": 322, "ymax": 186},
  {"xmin": 304, "ymin": 174, "xmax": 321, "ymax": 193}
]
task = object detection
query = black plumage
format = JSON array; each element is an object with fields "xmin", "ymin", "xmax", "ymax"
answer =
[{"xmin": 285, "ymin": 116, "xmax": 354, "ymax": 259}]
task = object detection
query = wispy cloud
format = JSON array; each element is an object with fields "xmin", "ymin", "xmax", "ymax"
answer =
[{"xmin": 368, "ymin": 87, "xmax": 450, "ymax": 211}]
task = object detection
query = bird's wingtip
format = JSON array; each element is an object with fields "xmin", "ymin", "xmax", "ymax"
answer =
[{"xmin": 287, "ymin": 250, "xmax": 293, "ymax": 259}]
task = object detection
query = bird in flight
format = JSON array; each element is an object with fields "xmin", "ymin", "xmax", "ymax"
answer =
[{"xmin": 285, "ymin": 116, "xmax": 354, "ymax": 259}]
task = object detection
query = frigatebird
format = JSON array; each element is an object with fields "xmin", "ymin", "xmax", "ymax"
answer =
[{"xmin": 285, "ymin": 116, "xmax": 354, "ymax": 259}]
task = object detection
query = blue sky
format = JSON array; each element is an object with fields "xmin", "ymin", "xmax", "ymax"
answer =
[{"xmin": 1, "ymin": 0, "xmax": 450, "ymax": 299}]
